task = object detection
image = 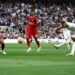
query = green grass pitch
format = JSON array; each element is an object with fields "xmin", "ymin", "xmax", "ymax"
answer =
[{"xmin": 0, "ymin": 43, "xmax": 75, "ymax": 75}]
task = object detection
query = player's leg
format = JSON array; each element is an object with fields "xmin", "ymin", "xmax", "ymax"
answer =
[
  {"xmin": 26, "ymin": 36, "xmax": 31, "ymax": 48},
  {"xmin": 0, "ymin": 39, "xmax": 6, "ymax": 54},
  {"xmin": 26, "ymin": 34, "xmax": 32, "ymax": 52},
  {"xmin": 49, "ymin": 38, "xmax": 58, "ymax": 44},
  {"xmin": 52, "ymin": 39, "xmax": 66, "ymax": 49},
  {"xmin": 66, "ymin": 39, "xmax": 71, "ymax": 51},
  {"xmin": 26, "ymin": 28, "xmax": 32, "ymax": 52},
  {"xmin": 67, "ymin": 43, "xmax": 71, "ymax": 51},
  {"xmin": 54, "ymin": 42, "xmax": 65, "ymax": 47},
  {"xmin": 70, "ymin": 42, "xmax": 75, "ymax": 55},
  {"xmin": 67, "ymin": 42, "xmax": 75, "ymax": 56},
  {"xmin": 33, "ymin": 34, "xmax": 41, "ymax": 52},
  {"xmin": 54, "ymin": 39, "xmax": 71, "ymax": 51}
]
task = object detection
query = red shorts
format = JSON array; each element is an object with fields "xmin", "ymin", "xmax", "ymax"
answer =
[{"xmin": 26, "ymin": 26, "xmax": 38, "ymax": 39}]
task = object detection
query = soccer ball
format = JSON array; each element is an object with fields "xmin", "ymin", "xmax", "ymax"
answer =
[{"xmin": 18, "ymin": 37, "xmax": 23, "ymax": 44}]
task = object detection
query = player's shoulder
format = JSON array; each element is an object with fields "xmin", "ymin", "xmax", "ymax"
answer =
[
  {"xmin": 34, "ymin": 15, "xmax": 38, "ymax": 18},
  {"xmin": 27, "ymin": 16, "xmax": 32, "ymax": 20},
  {"xmin": 28, "ymin": 16, "xmax": 32, "ymax": 18}
]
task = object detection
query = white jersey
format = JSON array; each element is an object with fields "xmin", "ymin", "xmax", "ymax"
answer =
[
  {"xmin": 49, "ymin": 28, "xmax": 71, "ymax": 51},
  {"xmin": 62, "ymin": 28, "xmax": 71, "ymax": 41}
]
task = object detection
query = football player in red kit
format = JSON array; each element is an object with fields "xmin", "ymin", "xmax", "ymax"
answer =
[
  {"xmin": 26, "ymin": 9, "xmax": 41, "ymax": 52},
  {"xmin": 0, "ymin": 29, "xmax": 6, "ymax": 54}
]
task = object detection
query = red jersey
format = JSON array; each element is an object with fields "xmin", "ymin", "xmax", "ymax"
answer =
[
  {"xmin": 27, "ymin": 16, "xmax": 39, "ymax": 29},
  {"xmin": 26, "ymin": 16, "xmax": 39, "ymax": 39}
]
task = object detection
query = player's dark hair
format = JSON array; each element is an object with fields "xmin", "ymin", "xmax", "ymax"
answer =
[{"xmin": 31, "ymin": 9, "xmax": 35, "ymax": 12}]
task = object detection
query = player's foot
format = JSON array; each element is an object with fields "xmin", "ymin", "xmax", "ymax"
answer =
[
  {"xmin": 54, "ymin": 45, "xmax": 59, "ymax": 49},
  {"xmin": 66, "ymin": 53, "xmax": 74, "ymax": 56},
  {"xmin": 27, "ymin": 48, "xmax": 32, "ymax": 52},
  {"xmin": 37, "ymin": 47, "xmax": 41, "ymax": 52},
  {"xmin": 2, "ymin": 51, "xmax": 7, "ymax": 55}
]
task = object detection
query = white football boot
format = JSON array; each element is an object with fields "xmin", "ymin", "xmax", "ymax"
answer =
[
  {"xmin": 37, "ymin": 47, "xmax": 41, "ymax": 52},
  {"xmin": 27, "ymin": 48, "xmax": 32, "ymax": 52}
]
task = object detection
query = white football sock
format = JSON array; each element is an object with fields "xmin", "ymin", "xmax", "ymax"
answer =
[{"xmin": 70, "ymin": 42, "xmax": 75, "ymax": 55}]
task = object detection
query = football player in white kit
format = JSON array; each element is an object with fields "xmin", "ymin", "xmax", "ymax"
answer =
[
  {"xmin": 58, "ymin": 18, "xmax": 75, "ymax": 56},
  {"xmin": 63, "ymin": 20, "xmax": 75, "ymax": 56},
  {"xmin": 50, "ymin": 21, "xmax": 71, "ymax": 51}
]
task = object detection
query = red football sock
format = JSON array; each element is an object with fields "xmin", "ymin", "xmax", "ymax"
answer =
[
  {"xmin": 35, "ymin": 39, "xmax": 40, "ymax": 47},
  {"xmin": 27, "ymin": 39, "xmax": 31, "ymax": 48}
]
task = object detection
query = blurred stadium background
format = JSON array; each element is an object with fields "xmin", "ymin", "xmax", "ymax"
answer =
[{"xmin": 0, "ymin": 0, "xmax": 75, "ymax": 40}]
